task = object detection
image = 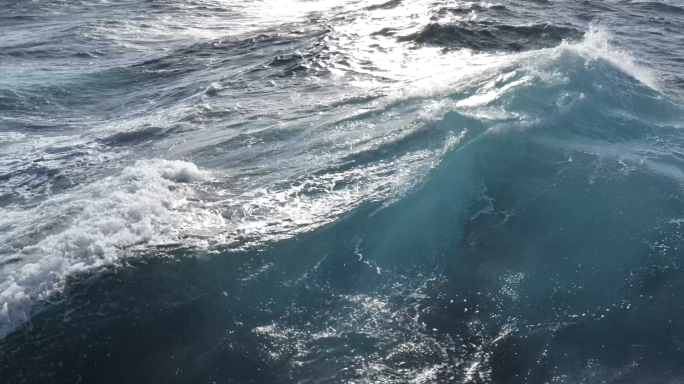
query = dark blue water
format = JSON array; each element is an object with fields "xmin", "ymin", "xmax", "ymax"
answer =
[{"xmin": 2, "ymin": 0, "xmax": 684, "ymax": 382}]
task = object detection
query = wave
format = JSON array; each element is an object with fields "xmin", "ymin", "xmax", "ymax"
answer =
[
  {"xmin": 0, "ymin": 26, "xmax": 679, "ymax": 348},
  {"xmin": 231, "ymin": 29, "xmax": 684, "ymax": 382},
  {"xmin": 2, "ymin": 13, "xmax": 684, "ymax": 380},
  {"xmin": 620, "ymin": 1, "xmax": 684, "ymax": 14},
  {"xmin": 399, "ymin": 22, "xmax": 582, "ymax": 52}
]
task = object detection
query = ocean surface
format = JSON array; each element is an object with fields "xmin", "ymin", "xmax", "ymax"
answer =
[{"xmin": 2, "ymin": 0, "xmax": 684, "ymax": 382}]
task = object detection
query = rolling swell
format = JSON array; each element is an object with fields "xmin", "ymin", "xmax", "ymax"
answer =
[
  {"xmin": 400, "ymin": 22, "xmax": 583, "ymax": 52},
  {"xmin": 626, "ymin": 1, "xmax": 684, "ymax": 15},
  {"xmin": 3, "ymin": 0, "xmax": 684, "ymax": 383},
  {"xmin": 3, "ymin": 27, "xmax": 684, "ymax": 383}
]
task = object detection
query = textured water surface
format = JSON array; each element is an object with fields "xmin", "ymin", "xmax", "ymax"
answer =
[{"xmin": 2, "ymin": 0, "xmax": 684, "ymax": 383}]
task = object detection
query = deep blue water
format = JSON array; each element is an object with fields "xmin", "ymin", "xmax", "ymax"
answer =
[{"xmin": 2, "ymin": 0, "xmax": 684, "ymax": 383}]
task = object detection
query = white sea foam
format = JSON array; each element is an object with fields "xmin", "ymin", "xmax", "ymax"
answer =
[
  {"xmin": 407, "ymin": 27, "xmax": 659, "ymax": 115},
  {"xmin": 557, "ymin": 27, "xmax": 660, "ymax": 91},
  {"xmin": 0, "ymin": 159, "xmax": 220, "ymax": 338}
]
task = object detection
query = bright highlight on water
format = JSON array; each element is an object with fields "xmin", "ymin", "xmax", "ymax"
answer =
[{"xmin": 2, "ymin": 0, "xmax": 684, "ymax": 383}]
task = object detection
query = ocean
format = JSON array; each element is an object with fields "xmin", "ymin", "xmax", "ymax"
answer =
[{"xmin": 2, "ymin": 0, "xmax": 684, "ymax": 382}]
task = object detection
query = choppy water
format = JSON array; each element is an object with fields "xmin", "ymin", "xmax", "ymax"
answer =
[{"xmin": 2, "ymin": 0, "xmax": 684, "ymax": 382}]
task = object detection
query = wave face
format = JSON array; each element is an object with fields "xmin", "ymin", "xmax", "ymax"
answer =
[{"xmin": 2, "ymin": 0, "xmax": 684, "ymax": 383}]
